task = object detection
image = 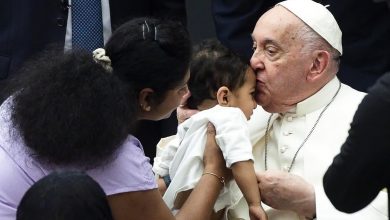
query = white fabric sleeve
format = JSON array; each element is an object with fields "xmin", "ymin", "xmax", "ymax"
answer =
[
  {"xmin": 152, "ymin": 135, "xmax": 181, "ymax": 177},
  {"xmin": 211, "ymin": 107, "xmax": 254, "ymax": 168}
]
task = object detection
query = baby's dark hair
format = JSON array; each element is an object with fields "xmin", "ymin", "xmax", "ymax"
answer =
[
  {"xmin": 186, "ymin": 39, "xmax": 249, "ymax": 109},
  {"xmin": 105, "ymin": 17, "xmax": 192, "ymax": 106},
  {"xmin": 10, "ymin": 50, "xmax": 136, "ymax": 169},
  {"xmin": 17, "ymin": 171, "xmax": 113, "ymax": 220}
]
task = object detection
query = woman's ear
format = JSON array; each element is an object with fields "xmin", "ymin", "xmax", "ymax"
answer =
[
  {"xmin": 307, "ymin": 50, "xmax": 330, "ymax": 81},
  {"xmin": 138, "ymin": 88, "xmax": 154, "ymax": 112},
  {"xmin": 216, "ymin": 86, "xmax": 231, "ymax": 106}
]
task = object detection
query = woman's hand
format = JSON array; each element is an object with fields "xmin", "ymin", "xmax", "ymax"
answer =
[
  {"xmin": 176, "ymin": 122, "xmax": 231, "ymax": 220},
  {"xmin": 203, "ymin": 122, "xmax": 231, "ymax": 182}
]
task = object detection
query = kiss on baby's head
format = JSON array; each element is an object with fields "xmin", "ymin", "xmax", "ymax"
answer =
[
  {"xmin": 186, "ymin": 39, "xmax": 256, "ymax": 120},
  {"xmin": 187, "ymin": 39, "xmax": 252, "ymax": 109}
]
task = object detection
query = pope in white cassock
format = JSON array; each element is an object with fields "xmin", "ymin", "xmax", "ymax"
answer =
[{"xmin": 227, "ymin": 0, "xmax": 388, "ymax": 219}]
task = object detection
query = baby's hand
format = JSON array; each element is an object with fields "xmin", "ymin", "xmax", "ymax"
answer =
[{"xmin": 249, "ymin": 204, "xmax": 268, "ymax": 220}]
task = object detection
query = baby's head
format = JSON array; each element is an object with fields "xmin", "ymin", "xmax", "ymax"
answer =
[{"xmin": 187, "ymin": 39, "xmax": 257, "ymax": 119}]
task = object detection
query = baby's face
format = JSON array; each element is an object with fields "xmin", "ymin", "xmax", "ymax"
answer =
[{"xmin": 229, "ymin": 68, "xmax": 257, "ymax": 120}]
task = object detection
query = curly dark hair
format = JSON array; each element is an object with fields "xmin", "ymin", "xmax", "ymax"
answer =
[
  {"xmin": 186, "ymin": 39, "xmax": 249, "ymax": 109},
  {"xmin": 105, "ymin": 17, "xmax": 192, "ymax": 107},
  {"xmin": 10, "ymin": 50, "xmax": 136, "ymax": 168}
]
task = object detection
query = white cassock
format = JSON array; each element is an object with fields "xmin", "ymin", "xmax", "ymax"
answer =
[{"xmin": 228, "ymin": 77, "xmax": 388, "ymax": 220}]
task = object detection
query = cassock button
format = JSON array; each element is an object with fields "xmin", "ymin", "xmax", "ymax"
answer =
[
  {"xmin": 280, "ymin": 145, "xmax": 289, "ymax": 153},
  {"xmin": 287, "ymin": 116, "xmax": 293, "ymax": 122}
]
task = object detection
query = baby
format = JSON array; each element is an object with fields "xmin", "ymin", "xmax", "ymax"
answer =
[{"xmin": 153, "ymin": 39, "xmax": 267, "ymax": 220}]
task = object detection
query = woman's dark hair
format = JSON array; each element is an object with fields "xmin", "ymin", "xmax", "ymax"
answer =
[
  {"xmin": 105, "ymin": 17, "xmax": 192, "ymax": 106},
  {"xmin": 186, "ymin": 39, "xmax": 249, "ymax": 109},
  {"xmin": 17, "ymin": 171, "xmax": 113, "ymax": 220},
  {"xmin": 10, "ymin": 50, "xmax": 136, "ymax": 168}
]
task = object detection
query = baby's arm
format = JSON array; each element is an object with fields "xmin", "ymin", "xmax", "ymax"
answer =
[{"xmin": 231, "ymin": 161, "xmax": 267, "ymax": 220}]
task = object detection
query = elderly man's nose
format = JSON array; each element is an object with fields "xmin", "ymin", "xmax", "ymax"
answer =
[{"xmin": 250, "ymin": 53, "xmax": 265, "ymax": 70}]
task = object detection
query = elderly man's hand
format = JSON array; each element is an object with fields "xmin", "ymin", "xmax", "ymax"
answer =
[
  {"xmin": 177, "ymin": 105, "xmax": 199, "ymax": 124},
  {"xmin": 177, "ymin": 91, "xmax": 199, "ymax": 124},
  {"xmin": 256, "ymin": 170, "xmax": 316, "ymax": 219}
]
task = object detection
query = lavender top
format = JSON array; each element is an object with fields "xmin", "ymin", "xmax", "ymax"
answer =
[{"xmin": 0, "ymin": 98, "xmax": 157, "ymax": 220}]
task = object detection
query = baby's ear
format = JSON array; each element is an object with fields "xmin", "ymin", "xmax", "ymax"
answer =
[{"xmin": 216, "ymin": 86, "xmax": 231, "ymax": 106}]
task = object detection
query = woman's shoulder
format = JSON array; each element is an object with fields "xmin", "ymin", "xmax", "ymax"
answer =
[
  {"xmin": 87, "ymin": 134, "xmax": 157, "ymax": 195},
  {"xmin": 103, "ymin": 135, "xmax": 149, "ymax": 169}
]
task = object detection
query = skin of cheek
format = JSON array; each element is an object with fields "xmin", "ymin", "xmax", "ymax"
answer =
[
  {"xmin": 260, "ymin": 63, "xmax": 292, "ymax": 111},
  {"xmin": 162, "ymin": 90, "xmax": 186, "ymax": 119}
]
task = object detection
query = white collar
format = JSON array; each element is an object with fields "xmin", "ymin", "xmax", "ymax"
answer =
[{"xmin": 288, "ymin": 77, "xmax": 340, "ymax": 116}]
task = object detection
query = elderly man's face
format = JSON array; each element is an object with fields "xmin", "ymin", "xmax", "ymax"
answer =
[{"xmin": 250, "ymin": 6, "xmax": 313, "ymax": 113}]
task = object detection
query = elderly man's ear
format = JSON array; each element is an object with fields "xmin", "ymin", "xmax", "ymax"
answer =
[
  {"xmin": 216, "ymin": 86, "xmax": 231, "ymax": 106},
  {"xmin": 307, "ymin": 50, "xmax": 331, "ymax": 81}
]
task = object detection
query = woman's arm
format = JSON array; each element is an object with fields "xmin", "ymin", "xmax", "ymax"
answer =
[
  {"xmin": 108, "ymin": 189, "xmax": 175, "ymax": 220},
  {"xmin": 176, "ymin": 123, "xmax": 229, "ymax": 219},
  {"xmin": 107, "ymin": 122, "xmax": 227, "ymax": 220}
]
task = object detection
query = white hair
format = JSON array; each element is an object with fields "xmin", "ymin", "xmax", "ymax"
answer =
[{"xmin": 296, "ymin": 23, "xmax": 341, "ymax": 67}]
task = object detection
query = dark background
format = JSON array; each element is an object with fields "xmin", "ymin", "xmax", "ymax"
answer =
[{"xmin": 186, "ymin": 0, "xmax": 216, "ymax": 43}]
